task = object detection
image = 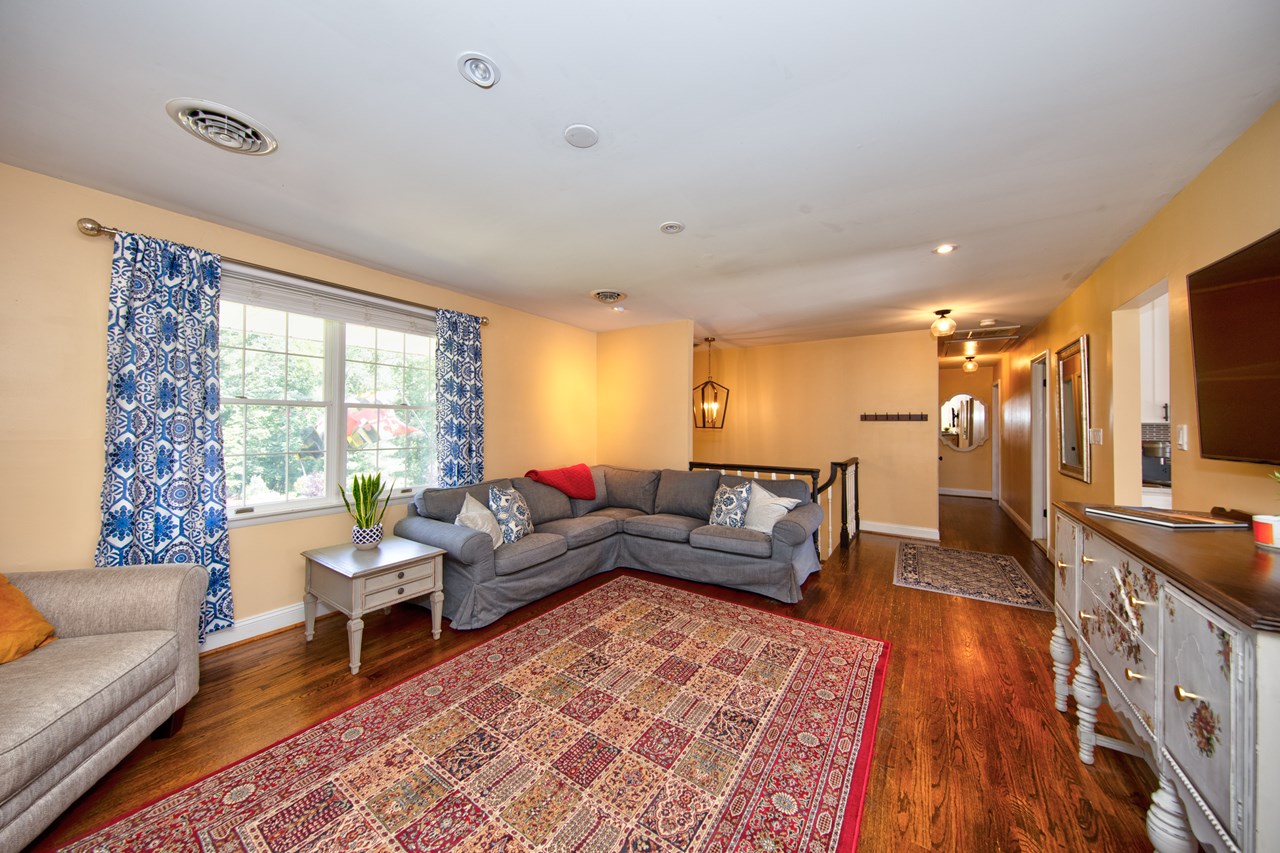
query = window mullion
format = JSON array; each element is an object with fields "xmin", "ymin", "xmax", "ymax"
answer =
[{"xmin": 326, "ymin": 320, "xmax": 346, "ymax": 498}]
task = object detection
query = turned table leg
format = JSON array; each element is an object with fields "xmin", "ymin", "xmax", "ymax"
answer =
[
  {"xmin": 1146, "ymin": 772, "xmax": 1195, "ymax": 853},
  {"xmin": 1072, "ymin": 653, "xmax": 1103, "ymax": 764},
  {"xmin": 1050, "ymin": 621, "xmax": 1074, "ymax": 712}
]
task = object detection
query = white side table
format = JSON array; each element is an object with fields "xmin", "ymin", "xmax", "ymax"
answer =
[{"xmin": 302, "ymin": 535, "xmax": 445, "ymax": 675}]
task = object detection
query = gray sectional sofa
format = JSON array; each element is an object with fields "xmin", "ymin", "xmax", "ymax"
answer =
[
  {"xmin": 394, "ymin": 465, "xmax": 823, "ymax": 630},
  {"xmin": 0, "ymin": 564, "xmax": 207, "ymax": 852}
]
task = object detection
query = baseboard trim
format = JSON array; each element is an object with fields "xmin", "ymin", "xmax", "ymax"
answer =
[
  {"xmin": 201, "ymin": 600, "xmax": 334, "ymax": 653},
  {"xmin": 938, "ymin": 488, "xmax": 995, "ymax": 499},
  {"xmin": 999, "ymin": 499, "xmax": 1034, "ymax": 538},
  {"xmin": 861, "ymin": 520, "xmax": 941, "ymax": 541}
]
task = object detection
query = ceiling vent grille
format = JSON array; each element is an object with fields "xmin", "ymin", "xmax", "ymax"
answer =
[
  {"xmin": 165, "ymin": 99, "xmax": 278, "ymax": 155},
  {"xmin": 591, "ymin": 289, "xmax": 627, "ymax": 304},
  {"xmin": 940, "ymin": 324, "xmax": 1022, "ymax": 357}
]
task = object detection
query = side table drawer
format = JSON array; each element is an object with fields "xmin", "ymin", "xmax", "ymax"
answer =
[
  {"xmin": 365, "ymin": 575, "xmax": 437, "ymax": 609},
  {"xmin": 365, "ymin": 558, "xmax": 438, "ymax": 595},
  {"xmin": 1080, "ymin": 531, "xmax": 1160, "ymax": 651}
]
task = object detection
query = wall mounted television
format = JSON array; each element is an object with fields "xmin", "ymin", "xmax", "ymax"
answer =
[{"xmin": 1186, "ymin": 226, "xmax": 1280, "ymax": 465}]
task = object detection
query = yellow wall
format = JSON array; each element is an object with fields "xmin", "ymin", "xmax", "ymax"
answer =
[
  {"xmin": 1001, "ymin": 100, "xmax": 1280, "ymax": 527},
  {"xmin": 692, "ymin": 331, "xmax": 940, "ymax": 537},
  {"xmin": 597, "ymin": 321, "xmax": 694, "ymax": 469},
  {"xmin": 0, "ymin": 164, "xmax": 599, "ymax": 621},
  {"xmin": 939, "ymin": 366, "xmax": 994, "ymax": 495}
]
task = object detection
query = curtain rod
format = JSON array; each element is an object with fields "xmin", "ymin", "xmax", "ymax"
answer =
[{"xmin": 75, "ymin": 217, "xmax": 490, "ymax": 326}]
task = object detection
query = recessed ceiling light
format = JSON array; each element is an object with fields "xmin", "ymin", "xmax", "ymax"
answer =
[
  {"xmin": 932, "ymin": 243, "xmax": 959, "ymax": 255},
  {"xmin": 458, "ymin": 53, "xmax": 500, "ymax": 88},
  {"xmin": 165, "ymin": 98, "xmax": 277, "ymax": 155},
  {"xmin": 660, "ymin": 221, "xmax": 685, "ymax": 234},
  {"xmin": 612, "ymin": 305, "xmax": 627, "ymax": 312}
]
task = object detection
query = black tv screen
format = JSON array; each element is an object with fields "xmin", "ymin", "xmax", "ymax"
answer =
[{"xmin": 1186, "ymin": 226, "xmax": 1280, "ymax": 465}]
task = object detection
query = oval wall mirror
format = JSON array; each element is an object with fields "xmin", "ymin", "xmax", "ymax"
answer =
[{"xmin": 940, "ymin": 394, "xmax": 988, "ymax": 451}]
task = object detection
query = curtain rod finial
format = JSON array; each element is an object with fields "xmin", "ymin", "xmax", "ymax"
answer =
[{"xmin": 77, "ymin": 218, "xmax": 104, "ymax": 236}]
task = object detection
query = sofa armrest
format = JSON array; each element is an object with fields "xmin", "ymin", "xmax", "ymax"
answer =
[
  {"xmin": 8, "ymin": 565, "xmax": 208, "ymax": 706},
  {"xmin": 394, "ymin": 516, "xmax": 493, "ymax": 567},
  {"xmin": 771, "ymin": 502, "xmax": 823, "ymax": 547}
]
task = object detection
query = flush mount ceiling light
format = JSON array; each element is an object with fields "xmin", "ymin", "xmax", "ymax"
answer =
[
  {"xmin": 962, "ymin": 356, "xmax": 979, "ymax": 373},
  {"xmin": 930, "ymin": 309, "xmax": 958, "ymax": 337},
  {"xmin": 564, "ymin": 124, "xmax": 599, "ymax": 149},
  {"xmin": 932, "ymin": 243, "xmax": 960, "ymax": 255},
  {"xmin": 165, "ymin": 98, "xmax": 277, "ymax": 155},
  {"xmin": 590, "ymin": 289, "xmax": 626, "ymax": 305},
  {"xmin": 660, "ymin": 221, "xmax": 685, "ymax": 234},
  {"xmin": 458, "ymin": 52, "xmax": 500, "ymax": 88}
]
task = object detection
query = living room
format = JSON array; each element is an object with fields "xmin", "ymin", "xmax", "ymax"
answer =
[{"xmin": 3, "ymin": 3, "xmax": 1280, "ymax": 852}]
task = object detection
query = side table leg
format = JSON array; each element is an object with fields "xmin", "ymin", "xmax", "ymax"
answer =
[
  {"xmin": 304, "ymin": 592, "xmax": 317, "ymax": 642},
  {"xmin": 1146, "ymin": 772, "xmax": 1195, "ymax": 853},
  {"xmin": 347, "ymin": 617, "xmax": 364, "ymax": 675},
  {"xmin": 430, "ymin": 590, "xmax": 443, "ymax": 640},
  {"xmin": 1072, "ymin": 653, "xmax": 1103, "ymax": 765},
  {"xmin": 1050, "ymin": 621, "xmax": 1074, "ymax": 712}
]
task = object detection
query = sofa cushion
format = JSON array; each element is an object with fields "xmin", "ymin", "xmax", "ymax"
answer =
[
  {"xmin": 493, "ymin": 533, "xmax": 569, "ymax": 576},
  {"xmin": 690, "ymin": 525, "xmax": 773, "ymax": 558},
  {"xmin": 537, "ymin": 516, "xmax": 618, "ymax": 549},
  {"xmin": 603, "ymin": 466, "xmax": 660, "ymax": 514},
  {"xmin": 489, "ymin": 486, "xmax": 534, "ymax": 543},
  {"xmin": 455, "ymin": 493, "xmax": 502, "ymax": 548},
  {"xmin": 709, "ymin": 482, "xmax": 752, "ymax": 528},
  {"xmin": 0, "ymin": 630, "xmax": 176, "ymax": 804},
  {"xmin": 655, "ymin": 469, "xmax": 722, "ymax": 519},
  {"xmin": 511, "ymin": 478, "xmax": 573, "ymax": 526},
  {"xmin": 744, "ymin": 483, "xmax": 803, "ymax": 534},
  {"xmin": 416, "ymin": 478, "xmax": 514, "ymax": 522},
  {"xmin": 583, "ymin": 507, "xmax": 644, "ymax": 522},
  {"xmin": 623, "ymin": 514, "xmax": 704, "ymax": 543},
  {"xmin": 569, "ymin": 466, "xmax": 609, "ymax": 516}
]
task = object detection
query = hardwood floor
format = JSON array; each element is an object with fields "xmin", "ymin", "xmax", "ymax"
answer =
[{"xmin": 26, "ymin": 497, "xmax": 1155, "ymax": 852}]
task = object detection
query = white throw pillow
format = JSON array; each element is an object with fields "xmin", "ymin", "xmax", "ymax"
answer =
[
  {"xmin": 744, "ymin": 482, "xmax": 802, "ymax": 534},
  {"xmin": 456, "ymin": 492, "xmax": 503, "ymax": 548}
]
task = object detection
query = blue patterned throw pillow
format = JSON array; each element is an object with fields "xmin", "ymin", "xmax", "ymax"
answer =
[
  {"xmin": 489, "ymin": 486, "xmax": 533, "ymax": 544},
  {"xmin": 709, "ymin": 482, "xmax": 752, "ymax": 528}
]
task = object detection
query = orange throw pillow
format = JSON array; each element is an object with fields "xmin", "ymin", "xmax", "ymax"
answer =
[{"xmin": 0, "ymin": 572, "xmax": 56, "ymax": 664}]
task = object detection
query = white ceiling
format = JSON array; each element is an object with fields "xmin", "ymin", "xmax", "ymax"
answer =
[{"xmin": 3, "ymin": 2, "xmax": 1278, "ymax": 355}]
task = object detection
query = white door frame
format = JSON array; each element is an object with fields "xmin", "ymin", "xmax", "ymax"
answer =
[
  {"xmin": 1031, "ymin": 353, "xmax": 1050, "ymax": 548},
  {"xmin": 991, "ymin": 380, "xmax": 1001, "ymax": 501}
]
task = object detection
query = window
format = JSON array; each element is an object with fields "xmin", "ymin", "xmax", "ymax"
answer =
[{"xmin": 218, "ymin": 262, "xmax": 436, "ymax": 519}]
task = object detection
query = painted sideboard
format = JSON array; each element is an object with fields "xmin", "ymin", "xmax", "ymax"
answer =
[{"xmin": 1050, "ymin": 502, "xmax": 1280, "ymax": 853}]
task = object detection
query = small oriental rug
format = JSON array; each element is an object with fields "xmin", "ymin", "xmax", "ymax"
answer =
[
  {"xmin": 65, "ymin": 576, "xmax": 889, "ymax": 852},
  {"xmin": 894, "ymin": 542, "xmax": 1051, "ymax": 611}
]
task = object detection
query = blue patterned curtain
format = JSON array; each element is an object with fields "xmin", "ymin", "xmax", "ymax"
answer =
[
  {"xmin": 95, "ymin": 232, "xmax": 231, "ymax": 641},
  {"xmin": 435, "ymin": 309, "xmax": 485, "ymax": 487}
]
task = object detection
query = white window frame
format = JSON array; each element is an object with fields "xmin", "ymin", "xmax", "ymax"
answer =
[{"xmin": 220, "ymin": 261, "xmax": 435, "ymax": 527}]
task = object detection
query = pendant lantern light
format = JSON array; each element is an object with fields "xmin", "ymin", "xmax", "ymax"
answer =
[
  {"xmin": 693, "ymin": 337, "xmax": 729, "ymax": 429},
  {"xmin": 962, "ymin": 356, "xmax": 979, "ymax": 373}
]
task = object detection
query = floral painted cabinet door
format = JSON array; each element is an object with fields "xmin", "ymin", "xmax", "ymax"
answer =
[{"xmin": 1162, "ymin": 587, "xmax": 1249, "ymax": 843}]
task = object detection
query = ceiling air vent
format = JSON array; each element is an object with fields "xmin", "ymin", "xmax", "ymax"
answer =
[
  {"xmin": 591, "ymin": 289, "xmax": 627, "ymax": 304},
  {"xmin": 165, "ymin": 98, "xmax": 278, "ymax": 155}
]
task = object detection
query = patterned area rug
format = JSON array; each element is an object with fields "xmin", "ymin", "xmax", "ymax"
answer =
[
  {"xmin": 65, "ymin": 576, "xmax": 889, "ymax": 852},
  {"xmin": 894, "ymin": 542, "xmax": 1051, "ymax": 611}
]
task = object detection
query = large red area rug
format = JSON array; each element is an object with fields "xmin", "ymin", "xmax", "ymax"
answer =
[{"xmin": 65, "ymin": 576, "xmax": 889, "ymax": 852}]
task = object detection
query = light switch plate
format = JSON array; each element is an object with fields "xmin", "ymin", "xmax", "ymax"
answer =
[
  {"xmin": 1176, "ymin": 424, "xmax": 1189, "ymax": 450},
  {"xmin": 1087, "ymin": 428, "xmax": 1104, "ymax": 445}
]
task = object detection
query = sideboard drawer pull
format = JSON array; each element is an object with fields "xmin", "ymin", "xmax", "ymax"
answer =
[
  {"xmin": 1127, "ymin": 593, "xmax": 1150, "ymax": 608},
  {"xmin": 1124, "ymin": 667, "xmax": 1145, "ymax": 681},
  {"xmin": 1078, "ymin": 610, "xmax": 1095, "ymax": 621},
  {"xmin": 1081, "ymin": 556, "xmax": 1096, "ymax": 564},
  {"xmin": 1057, "ymin": 560, "xmax": 1068, "ymax": 570},
  {"xmin": 397, "ymin": 587, "xmax": 405, "ymax": 595},
  {"xmin": 397, "ymin": 571, "xmax": 405, "ymax": 579},
  {"xmin": 1174, "ymin": 685, "xmax": 1201, "ymax": 702}
]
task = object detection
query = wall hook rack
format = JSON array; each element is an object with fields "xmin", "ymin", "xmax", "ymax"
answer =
[{"xmin": 860, "ymin": 412, "xmax": 928, "ymax": 422}]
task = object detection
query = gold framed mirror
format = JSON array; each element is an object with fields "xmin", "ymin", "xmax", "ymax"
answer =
[
  {"xmin": 939, "ymin": 393, "xmax": 988, "ymax": 452},
  {"xmin": 1056, "ymin": 335, "xmax": 1091, "ymax": 482}
]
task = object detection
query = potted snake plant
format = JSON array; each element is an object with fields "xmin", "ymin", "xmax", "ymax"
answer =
[{"xmin": 341, "ymin": 473, "xmax": 394, "ymax": 550}]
